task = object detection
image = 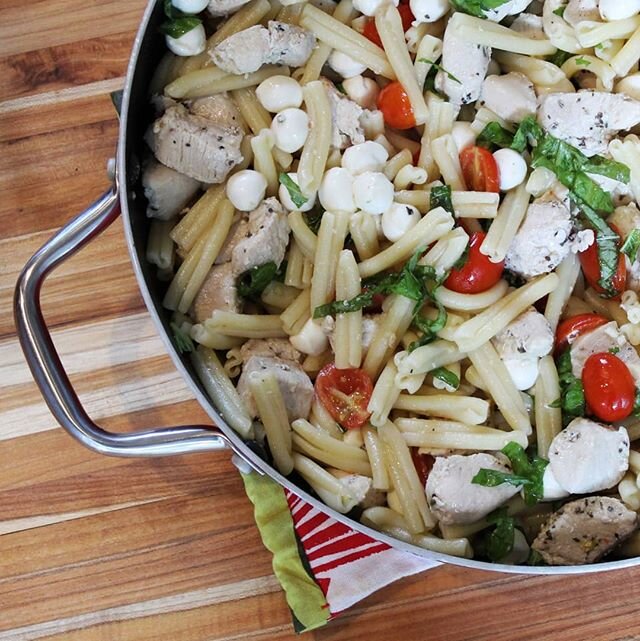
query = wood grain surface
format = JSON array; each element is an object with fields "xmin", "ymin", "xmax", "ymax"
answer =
[{"xmin": 3, "ymin": 2, "xmax": 640, "ymax": 639}]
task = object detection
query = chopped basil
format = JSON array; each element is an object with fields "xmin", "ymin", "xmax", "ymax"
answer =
[
  {"xmin": 303, "ymin": 207, "xmax": 324, "ymax": 234},
  {"xmin": 160, "ymin": 16, "xmax": 202, "ymax": 39},
  {"xmin": 547, "ymin": 49, "xmax": 572, "ymax": 68},
  {"xmin": 610, "ymin": 346, "xmax": 621, "ymax": 355},
  {"xmin": 476, "ymin": 121, "xmax": 515, "ymax": 150},
  {"xmin": 452, "ymin": 242, "xmax": 470, "ymax": 270},
  {"xmin": 472, "ymin": 442, "xmax": 548, "ymax": 505},
  {"xmin": 621, "ymin": 229, "xmax": 640, "ymax": 262},
  {"xmin": 478, "ymin": 507, "xmax": 516, "ymax": 563},
  {"xmin": 448, "ymin": 0, "xmax": 510, "ymax": 18},
  {"xmin": 429, "ymin": 185, "xmax": 454, "ymax": 215},
  {"xmin": 431, "ymin": 366, "xmax": 460, "ymax": 390},
  {"xmin": 552, "ymin": 5, "xmax": 566, "ymax": 16},
  {"xmin": 423, "ymin": 64, "xmax": 443, "ymax": 96},
  {"xmin": 335, "ymin": 82, "xmax": 346, "ymax": 94},
  {"xmin": 556, "ymin": 349, "xmax": 586, "ymax": 423},
  {"xmin": 278, "ymin": 173, "xmax": 308, "ymax": 209},
  {"xmin": 237, "ymin": 261, "xmax": 284, "ymax": 301},
  {"xmin": 510, "ymin": 116, "xmax": 544, "ymax": 153},
  {"xmin": 170, "ymin": 322, "xmax": 194, "ymax": 353},
  {"xmin": 418, "ymin": 58, "xmax": 461, "ymax": 84},
  {"xmin": 574, "ymin": 56, "xmax": 591, "ymax": 67}
]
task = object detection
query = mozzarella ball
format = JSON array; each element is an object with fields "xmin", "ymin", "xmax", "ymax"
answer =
[
  {"xmin": 493, "ymin": 148, "xmax": 527, "ymax": 191},
  {"xmin": 271, "ymin": 108, "xmax": 309, "ymax": 153},
  {"xmin": 353, "ymin": 0, "xmax": 398, "ymax": 16},
  {"xmin": 409, "ymin": 0, "xmax": 449, "ymax": 23},
  {"xmin": 278, "ymin": 172, "xmax": 316, "ymax": 212},
  {"xmin": 450, "ymin": 121, "xmax": 476, "ymax": 153},
  {"xmin": 289, "ymin": 319, "xmax": 329, "ymax": 355},
  {"xmin": 352, "ymin": 171, "xmax": 394, "ymax": 215},
  {"xmin": 319, "ymin": 167, "xmax": 356, "ymax": 212},
  {"xmin": 328, "ymin": 50, "xmax": 367, "ymax": 79},
  {"xmin": 502, "ymin": 356, "xmax": 540, "ymax": 391},
  {"xmin": 171, "ymin": 0, "xmax": 209, "ymax": 12},
  {"xmin": 381, "ymin": 202, "xmax": 421, "ymax": 242},
  {"xmin": 600, "ymin": 0, "xmax": 640, "ymax": 21},
  {"xmin": 256, "ymin": 75, "xmax": 303, "ymax": 112},
  {"xmin": 342, "ymin": 75, "xmax": 380, "ymax": 109},
  {"xmin": 342, "ymin": 141, "xmax": 389, "ymax": 175},
  {"xmin": 226, "ymin": 170, "xmax": 267, "ymax": 211},
  {"xmin": 165, "ymin": 23, "xmax": 206, "ymax": 57}
]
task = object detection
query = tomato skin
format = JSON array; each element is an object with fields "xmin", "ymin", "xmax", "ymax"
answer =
[
  {"xmin": 582, "ymin": 352, "xmax": 636, "ymax": 422},
  {"xmin": 363, "ymin": 3, "xmax": 414, "ymax": 48},
  {"xmin": 411, "ymin": 449, "xmax": 435, "ymax": 486},
  {"xmin": 459, "ymin": 146, "xmax": 500, "ymax": 193},
  {"xmin": 578, "ymin": 226, "xmax": 626, "ymax": 298},
  {"xmin": 377, "ymin": 81, "xmax": 416, "ymax": 130},
  {"xmin": 315, "ymin": 363, "xmax": 374, "ymax": 430},
  {"xmin": 444, "ymin": 231, "xmax": 505, "ymax": 294},
  {"xmin": 555, "ymin": 313, "xmax": 609, "ymax": 354}
]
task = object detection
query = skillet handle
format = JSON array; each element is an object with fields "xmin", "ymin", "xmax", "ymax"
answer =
[{"xmin": 14, "ymin": 180, "xmax": 235, "ymax": 458}]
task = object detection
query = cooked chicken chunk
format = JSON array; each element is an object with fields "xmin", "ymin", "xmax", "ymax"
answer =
[
  {"xmin": 191, "ymin": 262, "xmax": 241, "ymax": 323},
  {"xmin": 207, "ymin": 0, "xmax": 251, "ymax": 16},
  {"xmin": 538, "ymin": 91, "xmax": 640, "ymax": 157},
  {"xmin": 425, "ymin": 453, "xmax": 520, "ymax": 525},
  {"xmin": 237, "ymin": 355, "xmax": 314, "ymax": 420},
  {"xmin": 532, "ymin": 496, "xmax": 638, "ymax": 565},
  {"xmin": 188, "ymin": 94, "xmax": 243, "ymax": 130},
  {"xmin": 548, "ymin": 418, "xmax": 630, "ymax": 495},
  {"xmin": 570, "ymin": 321, "xmax": 640, "ymax": 384},
  {"xmin": 215, "ymin": 213, "xmax": 249, "ymax": 265},
  {"xmin": 239, "ymin": 338, "xmax": 303, "ymax": 363},
  {"xmin": 563, "ymin": 0, "xmax": 600, "ymax": 26},
  {"xmin": 436, "ymin": 21, "xmax": 490, "ymax": 109},
  {"xmin": 331, "ymin": 471, "xmax": 386, "ymax": 509},
  {"xmin": 323, "ymin": 315, "xmax": 380, "ymax": 355},
  {"xmin": 322, "ymin": 79, "xmax": 366, "ymax": 149},
  {"xmin": 492, "ymin": 308, "xmax": 554, "ymax": 390},
  {"xmin": 510, "ymin": 13, "xmax": 545, "ymax": 39},
  {"xmin": 481, "ymin": 73, "xmax": 537, "ymax": 123},
  {"xmin": 145, "ymin": 102, "xmax": 243, "ymax": 183},
  {"xmin": 504, "ymin": 195, "xmax": 574, "ymax": 279},
  {"xmin": 231, "ymin": 197, "xmax": 290, "ymax": 277},
  {"xmin": 142, "ymin": 158, "xmax": 200, "ymax": 220},
  {"xmin": 211, "ymin": 21, "xmax": 315, "ymax": 75},
  {"xmin": 483, "ymin": 0, "xmax": 532, "ymax": 22}
]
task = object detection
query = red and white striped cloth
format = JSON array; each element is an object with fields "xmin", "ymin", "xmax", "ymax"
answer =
[{"xmin": 285, "ymin": 490, "xmax": 441, "ymax": 616}]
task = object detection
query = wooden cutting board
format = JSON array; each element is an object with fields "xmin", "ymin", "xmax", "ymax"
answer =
[{"xmin": 3, "ymin": 2, "xmax": 640, "ymax": 639}]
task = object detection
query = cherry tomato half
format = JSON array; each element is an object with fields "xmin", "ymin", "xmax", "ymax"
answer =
[
  {"xmin": 363, "ymin": 3, "xmax": 414, "ymax": 48},
  {"xmin": 555, "ymin": 313, "xmax": 609, "ymax": 355},
  {"xmin": 377, "ymin": 81, "xmax": 416, "ymax": 130},
  {"xmin": 459, "ymin": 146, "xmax": 500, "ymax": 193},
  {"xmin": 444, "ymin": 231, "xmax": 505, "ymax": 294},
  {"xmin": 582, "ymin": 352, "xmax": 636, "ymax": 422},
  {"xmin": 315, "ymin": 363, "xmax": 374, "ymax": 430},
  {"xmin": 578, "ymin": 236, "xmax": 627, "ymax": 298},
  {"xmin": 411, "ymin": 448, "xmax": 435, "ymax": 486}
]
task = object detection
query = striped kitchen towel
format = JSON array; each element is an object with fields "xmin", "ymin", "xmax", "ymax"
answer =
[{"xmin": 242, "ymin": 473, "xmax": 440, "ymax": 633}]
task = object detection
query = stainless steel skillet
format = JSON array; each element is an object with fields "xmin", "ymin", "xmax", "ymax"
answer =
[{"xmin": 13, "ymin": 0, "xmax": 637, "ymax": 575}]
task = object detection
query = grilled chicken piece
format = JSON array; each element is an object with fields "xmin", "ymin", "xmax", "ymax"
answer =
[
  {"xmin": 481, "ymin": 73, "xmax": 537, "ymax": 123},
  {"xmin": 142, "ymin": 158, "xmax": 200, "ymax": 220},
  {"xmin": 425, "ymin": 453, "xmax": 520, "ymax": 525},
  {"xmin": 231, "ymin": 198, "xmax": 290, "ymax": 277},
  {"xmin": 322, "ymin": 78, "xmax": 366, "ymax": 149},
  {"xmin": 215, "ymin": 213, "xmax": 250, "ymax": 265},
  {"xmin": 237, "ymin": 355, "xmax": 314, "ymax": 420},
  {"xmin": 510, "ymin": 13, "xmax": 545, "ymax": 39},
  {"xmin": 207, "ymin": 0, "xmax": 251, "ymax": 16},
  {"xmin": 211, "ymin": 21, "xmax": 315, "ymax": 75},
  {"xmin": 538, "ymin": 91, "xmax": 640, "ymax": 157},
  {"xmin": 239, "ymin": 338, "xmax": 303, "ymax": 363},
  {"xmin": 145, "ymin": 102, "xmax": 243, "ymax": 183},
  {"xmin": 532, "ymin": 497, "xmax": 638, "ymax": 565},
  {"xmin": 188, "ymin": 94, "xmax": 244, "ymax": 130},
  {"xmin": 563, "ymin": 0, "xmax": 600, "ymax": 26},
  {"xmin": 548, "ymin": 418, "xmax": 630, "ymax": 495},
  {"xmin": 191, "ymin": 262, "xmax": 241, "ymax": 323}
]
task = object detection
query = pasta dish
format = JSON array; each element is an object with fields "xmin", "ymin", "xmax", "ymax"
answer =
[{"xmin": 143, "ymin": 0, "xmax": 640, "ymax": 566}]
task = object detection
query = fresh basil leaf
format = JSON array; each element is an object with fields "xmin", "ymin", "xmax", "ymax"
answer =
[
  {"xmin": 278, "ymin": 173, "xmax": 308, "ymax": 209},
  {"xmin": 429, "ymin": 185, "xmax": 454, "ymax": 215},
  {"xmin": 547, "ymin": 49, "xmax": 573, "ymax": 68},
  {"xmin": 610, "ymin": 345, "xmax": 621, "ymax": 355},
  {"xmin": 548, "ymin": 397, "xmax": 561, "ymax": 408},
  {"xmin": 476, "ymin": 121, "xmax": 514, "ymax": 150},
  {"xmin": 511, "ymin": 115, "xmax": 544, "ymax": 153},
  {"xmin": 170, "ymin": 322, "xmax": 194, "ymax": 353},
  {"xmin": 553, "ymin": 5, "xmax": 565, "ymax": 16},
  {"xmin": 556, "ymin": 349, "xmax": 586, "ymax": 424},
  {"xmin": 472, "ymin": 469, "xmax": 532, "ymax": 489},
  {"xmin": 449, "ymin": 0, "xmax": 510, "ymax": 18},
  {"xmin": 574, "ymin": 56, "xmax": 591, "ymax": 66},
  {"xmin": 483, "ymin": 508, "xmax": 516, "ymax": 563},
  {"xmin": 501, "ymin": 441, "xmax": 548, "ymax": 505},
  {"xmin": 431, "ymin": 366, "xmax": 460, "ymax": 390},
  {"xmin": 237, "ymin": 262, "xmax": 282, "ymax": 300},
  {"xmin": 160, "ymin": 16, "xmax": 202, "ymax": 39},
  {"xmin": 418, "ymin": 58, "xmax": 461, "ymax": 84},
  {"xmin": 621, "ymin": 229, "xmax": 640, "ymax": 262},
  {"xmin": 303, "ymin": 207, "xmax": 324, "ymax": 234},
  {"xmin": 423, "ymin": 64, "xmax": 443, "ymax": 96},
  {"xmin": 582, "ymin": 156, "xmax": 630, "ymax": 183}
]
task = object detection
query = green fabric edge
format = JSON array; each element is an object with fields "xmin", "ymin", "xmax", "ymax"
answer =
[{"xmin": 241, "ymin": 472, "xmax": 330, "ymax": 633}]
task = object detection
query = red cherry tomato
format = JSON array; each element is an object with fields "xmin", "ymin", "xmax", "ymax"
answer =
[
  {"xmin": 315, "ymin": 363, "xmax": 374, "ymax": 430},
  {"xmin": 411, "ymin": 448, "xmax": 435, "ymax": 486},
  {"xmin": 459, "ymin": 146, "xmax": 500, "ymax": 193},
  {"xmin": 582, "ymin": 352, "xmax": 636, "ymax": 422},
  {"xmin": 555, "ymin": 313, "xmax": 609, "ymax": 354},
  {"xmin": 363, "ymin": 3, "xmax": 414, "ymax": 48},
  {"xmin": 444, "ymin": 231, "xmax": 504, "ymax": 294},
  {"xmin": 578, "ymin": 234, "xmax": 626, "ymax": 298},
  {"xmin": 377, "ymin": 81, "xmax": 416, "ymax": 130}
]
